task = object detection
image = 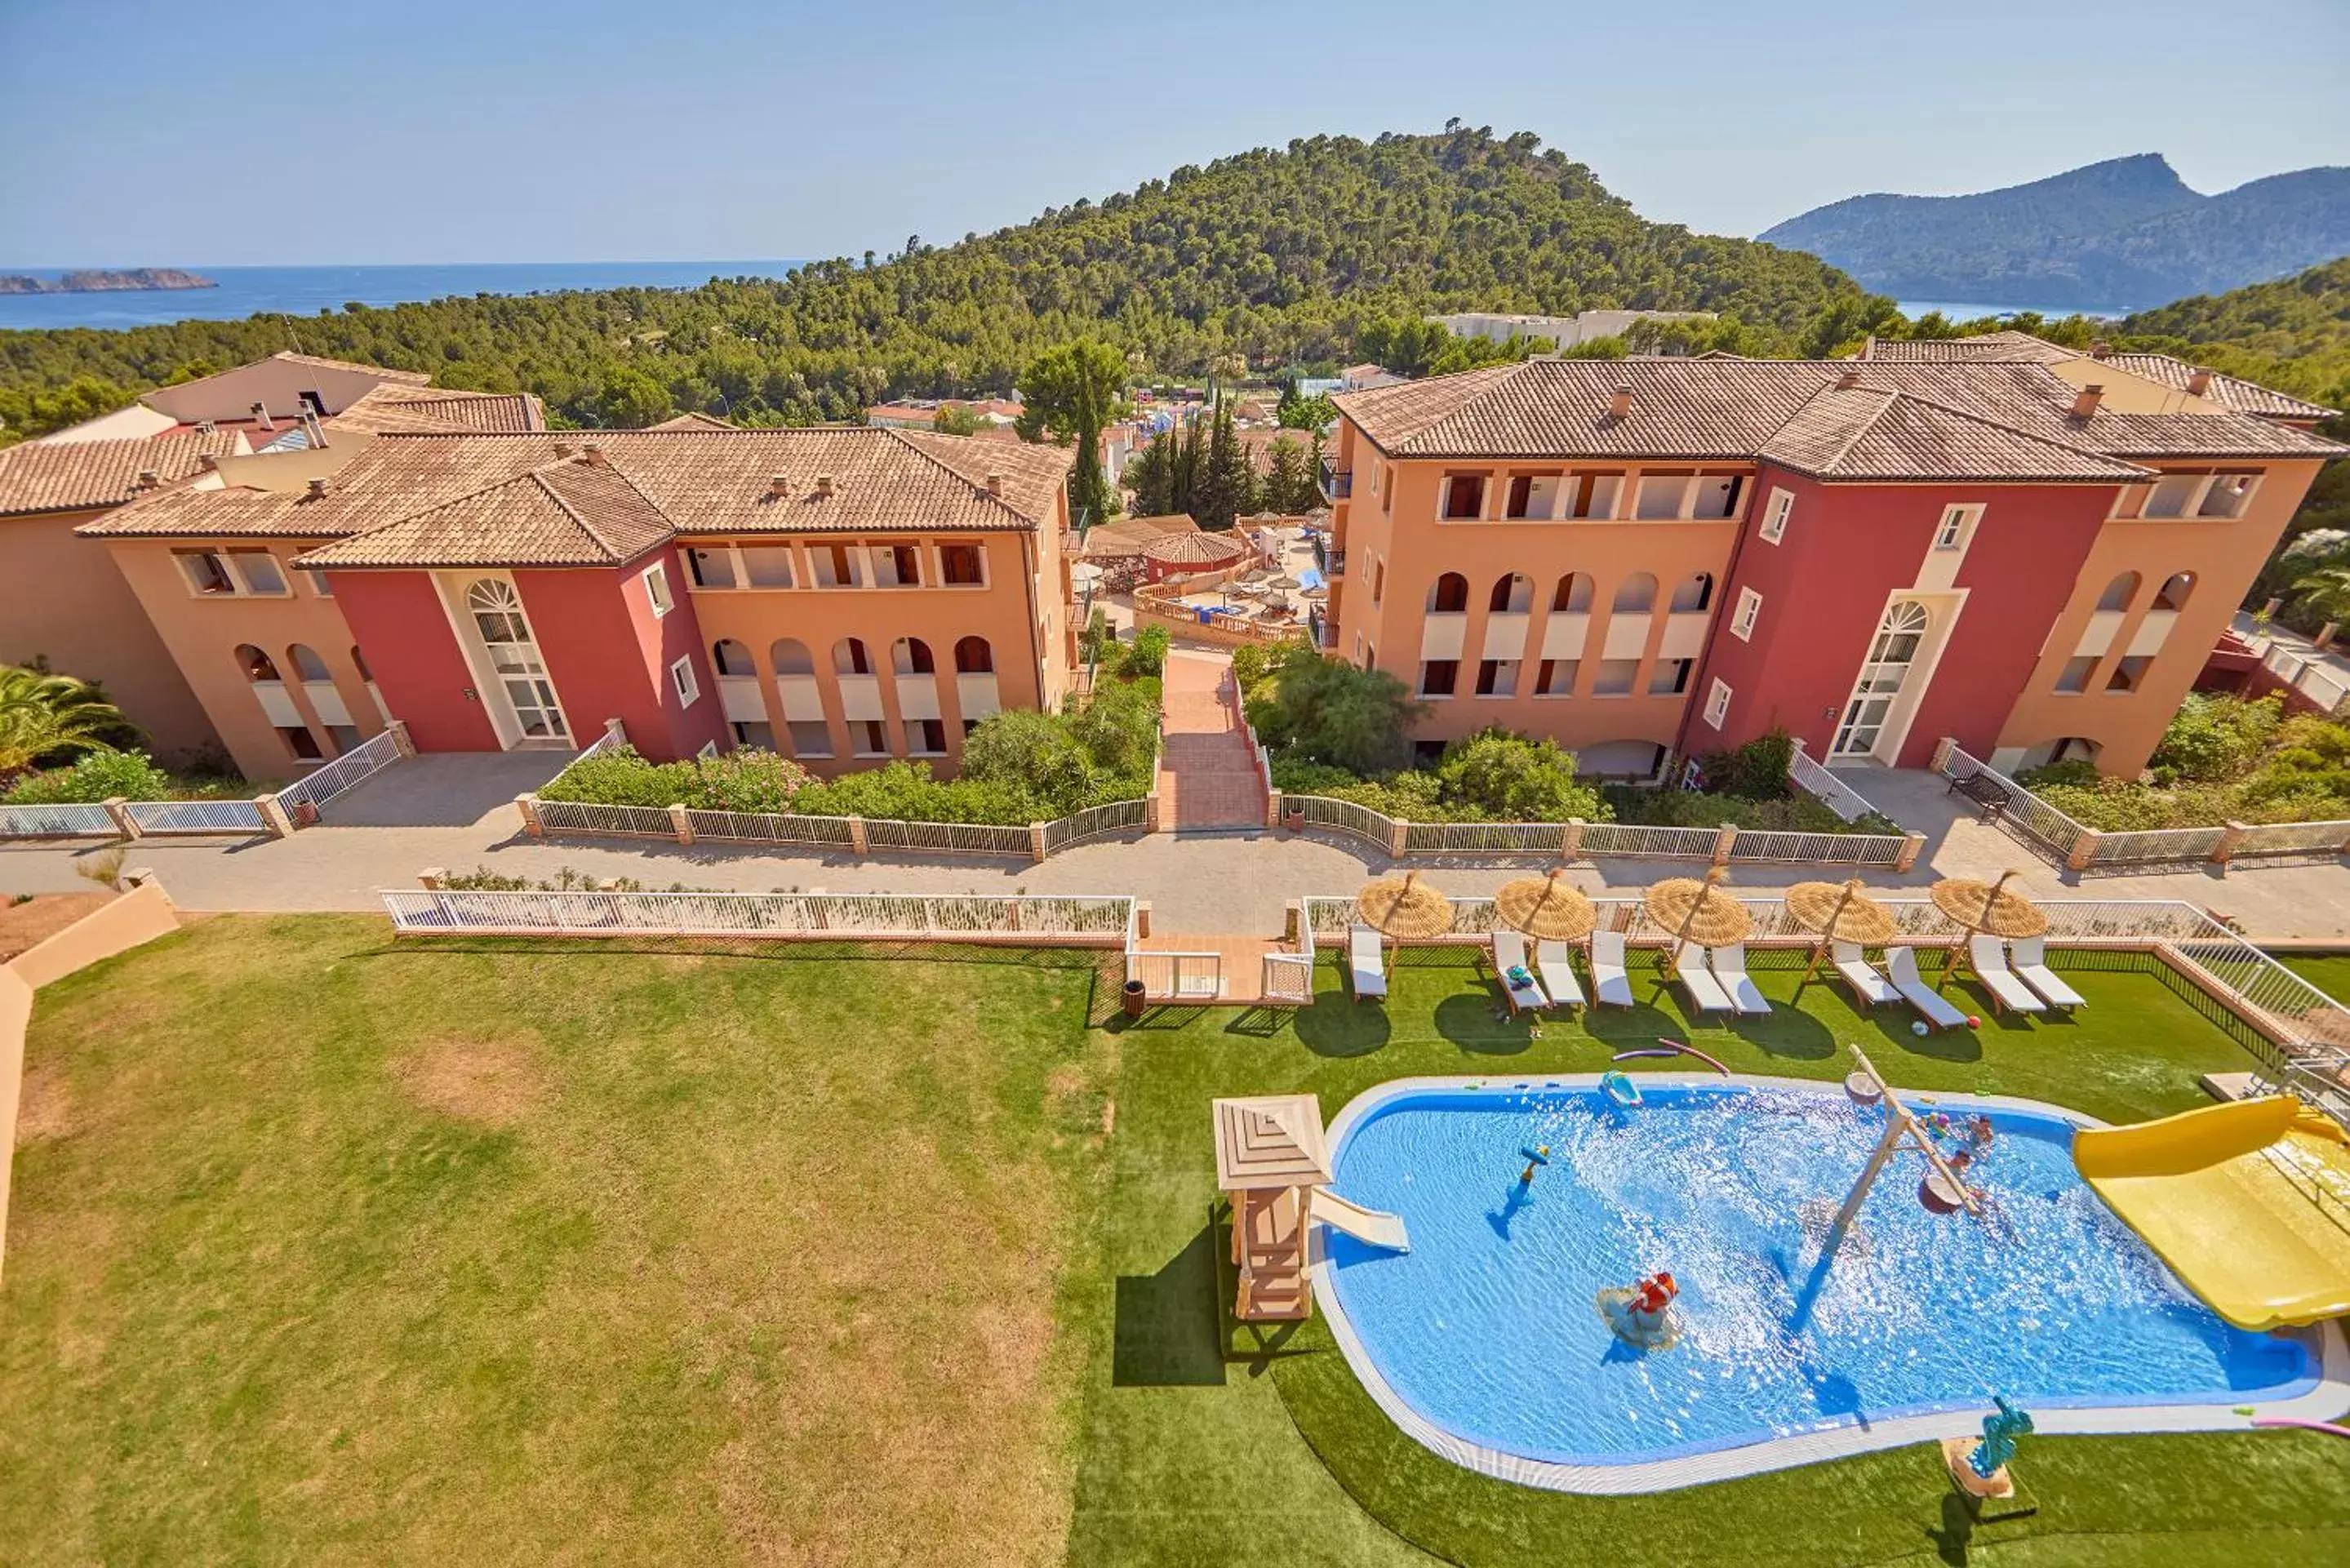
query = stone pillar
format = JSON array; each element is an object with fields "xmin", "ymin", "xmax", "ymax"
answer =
[
  {"xmin": 253, "ymin": 792, "xmax": 294, "ymax": 839},
  {"xmin": 1895, "ymin": 832, "xmax": 1926, "ymax": 873},
  {"xmin": 602, "ymin": 717, "xmax": 628, "ymax": 744},
  {"xmin": 101, "ymin": 796, "xmax": 141, "ymax": 841},
  {"xmin": 1029, "ymin": 820, "xmax": 1048, "ymax": 862},
  {"xmin": 1389, "ymin": 815, "xmax": 1410, "ymax": 858},
  {"xmin": 2319, "ymin": 623, "xmax": 2340, "ymax": 653},
  {"xmin": 2066, "ymin": 830, "xmax": 2102, "ymax": 873},
  {"xmin": 1711, "ymin": 822, "xmax": 1738, "ymax": 867},
  {"xmin": 1930, "ymin": 735, "xmax": 1957, "ymax": 774},
  {"xmin": 1144, "ymin": 792, "xmax": 1162, "ymax": 833},
  {"xmin": 1135, "ymin": 901, "xmax": 1153, "ymax": 939},
  {"xmin": 2211, "ymin": 820, "xmax": 2248, "ymax": 867},
  {"xmin": 514, "ymin": 793, "xmax": 544, "ymax": 837},
  {"xmin": 387, "ymin": 718, "xmax": 416, "ymax": 758},
  {"xmin": 847, "ymin": 816, "xmax": 869, "ymax": 856},
  {"xmin": 669, "ymin": 803, "xmax": 695, "ymax": 845},
  {"xmin": 1561, "ymin": 817, "xmax": 1585, "ymax": 860},
  {"xmin": 1282, "ymin": 901, "xmax": 1301, "ymax": 944},
  {"xmin": 1265, "ymin": 789, "xmax": 1284, "ymax": 831},
  {"xmin": 419, "ymin": 868, "xmax": 447, "ymax": 890}
]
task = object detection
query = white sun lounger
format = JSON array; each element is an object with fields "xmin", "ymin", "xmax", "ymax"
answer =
[
  {"xmin": 1535, "ymin": 939, "xmax": 1585, "ymax": 1010},
  {"xmin": 1886, "ymin": 945, "xmax": 1966, "ymax": 1030},
  {"xmin": 1970, "ymin": 935, "xmax": 2046, "ymax": 1014},
  {"xmin": 1832, "ymin": 940, "xmax": 1899, "ymax": 1007},
  {"xmin": 1588, "ymin": 930, "xmax": 1635, "ymax": 1008},
  {"xmin": 1708, "ymin": 943, "xmax": 1771, "ymax": 1015},
  {"xmin": 1490, "ymin": 931, "xmax": 1549, "ymax": 1015},
  {"xmin": 2010, "ymin": 935, "xmax": 2086, "ymax": 1010},
  {"xmin": 1348, "ymin": 924, "xmax": 1387, "ymax": 1001},
  {"xmin": 1674, "ymin": 943, "xmax": 1736, "ymax": 1013}
]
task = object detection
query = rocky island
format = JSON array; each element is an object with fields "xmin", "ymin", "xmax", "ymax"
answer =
[{"xmin": 0, "ymin": 268, "xmax": 216, "ymax": 295}]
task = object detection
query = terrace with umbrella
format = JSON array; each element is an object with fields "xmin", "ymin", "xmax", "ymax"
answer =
[
  {"xmin": 1930, "ymin": 871, "xmax": 2047, "ymax": 980},
  {"xmin": 1787, "ymin": 878, "xmax": 1899, "ymax": 985}
]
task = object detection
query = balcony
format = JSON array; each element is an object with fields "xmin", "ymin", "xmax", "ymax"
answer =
[{"xmin": 1319, "ymin": 462, "xmax": 1353, "ymax": 503}]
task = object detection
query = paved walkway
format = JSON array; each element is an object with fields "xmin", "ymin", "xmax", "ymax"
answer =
[{"xmin": 1155, "ymin": 651, "xmax": 1266, "ymax": 829}]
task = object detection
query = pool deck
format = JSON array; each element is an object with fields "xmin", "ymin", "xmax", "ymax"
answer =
[{"xmin": 1307, "ymin": 1073, "xmax": 2350, "ymax": 1495}]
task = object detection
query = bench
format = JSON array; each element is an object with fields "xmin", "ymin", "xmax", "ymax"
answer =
[{"xmin": 1946, "ymin": 767, "xmax": 2011, "ymax": 822}]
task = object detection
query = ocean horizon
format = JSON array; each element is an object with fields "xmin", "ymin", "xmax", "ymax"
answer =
[{"xmin": 0, "ymin": 260, "xmax": 807, "ymax": 331}]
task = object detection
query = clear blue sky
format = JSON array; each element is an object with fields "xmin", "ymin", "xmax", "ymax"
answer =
[{"xmin": 2, "ymin": 0, "xmax": 2343, "ymax": 267}]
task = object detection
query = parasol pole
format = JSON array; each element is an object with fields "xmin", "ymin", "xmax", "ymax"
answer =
[
  {"xmin": 1820, "ymin": 1044, "xmax": 1982, "ymax": 1268},
  {"xmin": 1801, "ymin": 881, "xmax": 1859, "ymax": 984},
  {"xmin": 1944, "ymin": 868, "xmax": 2019, "ymax": 980}
]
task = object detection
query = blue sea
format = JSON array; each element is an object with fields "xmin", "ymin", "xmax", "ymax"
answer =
[
  {"xmin": 1895, "ymin": 299, "xmax": 2129, "ymax": 323},
  {"xmin": 0, "ymin": 260, "xmax": 806, "ymax": 332}
]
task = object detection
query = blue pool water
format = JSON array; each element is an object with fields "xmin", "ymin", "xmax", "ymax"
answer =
[{"xmin": 1322, "ymin": 1082, "xmax": 2317, "ymax": 1468}]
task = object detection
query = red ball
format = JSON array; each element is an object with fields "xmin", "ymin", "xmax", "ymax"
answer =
[{"xmin": 1967, "ymin": 1015, "xmax": 1982, "ymax": 1029}]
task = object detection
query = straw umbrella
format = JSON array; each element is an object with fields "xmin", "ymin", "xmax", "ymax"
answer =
[
  {"xmin": 1786, "ymin": 878, "xmax": 1899, "ymax": 982},
  {"xmin": 1357, "ymin": 871, "xmax": 1455, "ymax": 943},
  {"xmin": 1930, "ymin": 869, "xmax": 2046, "ymax": 976},
  {"xmin": 1494, "ymin": 868, "xmax": 1598, "ymax": 943},
  {"xmin": 1642, "ymin": 867, "xmax": 1753, "ymax": 965}
]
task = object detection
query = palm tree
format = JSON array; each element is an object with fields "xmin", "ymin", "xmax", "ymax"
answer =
[
  {"xmin": 2293, "ymin": 566, "xmax": 2350, "ymax": 634},
  {"xmin": 0, "ymin": 665, "xmax": 128, "ymax": 775}
]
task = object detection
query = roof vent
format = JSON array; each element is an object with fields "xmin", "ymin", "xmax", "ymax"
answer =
[
  {"xmin": 984, "ymin": 472, "xmax": 1004, "ymax": 496},
  {"xmin": 2072, "ymin": 384, "xmax": 2104, "ymax": 420},
  {"xmin": 553, "ymin": 441, "xmax": 574, "ymax": 459},
  {"xmin": 2088, "ymin": 340, "xmax": 2111, "ymax": 360},
  {"xmin": 580, "ymin": 441, "xmax": 606, "ymax": 465},
  {"xmin": 769, "ymin": 473, "xmax": 793, "ymax": 498},
  {"xmin": 306, "ymin": 477, "xmax": 329, "ymax": 498},
  {"xmin": 251, "ymin": 400, "xmax": 274, "ymax": 433},
  {"xmin": 2185, "ymin": 367, "xmax": 2215, "ymax": 398},
  {"xmin": 196, "ymin": 419, "xmax": 216, "ymax": 434},
  {"xmin": 1607, "ymin": 384, "xmax": 1633, "ymax": 420},
  {"xmin": 197, "ymin": 453, "xmax": 220, "ymax": 472},
  {"xmin": 135, "ymin": 468, "xmax": 161, "ymax": 488},
  {"xmin": 1835, "ymin": 368, "xmax": 1862, "ymax": 390},
  {"xmin": 815, "ymin": 473, "xmax": 836, "ymax": 496}
]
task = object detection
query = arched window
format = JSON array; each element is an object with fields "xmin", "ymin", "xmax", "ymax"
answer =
[
  {"xmin": 893, "ymin": 637, "xmax": 936, "ymax": 675},
  {"xmin": 1427, "ymin": 572, "xmax": 1469, "ymax": 614},
  {"xmin": 1610, "ymin": 572, "xmax": 1657, "ymax": 614},
  {"xmin": 954, "ymin": 636, "xmax": 994, "ymax": 675},
  {"xmin": 235, "ymin": 644, "xmax": 281, "ymax": 682},
  {"xmin": 2095, "ymin": 571, "xmax": 2140, "ymax": 613},
  {"xmin": 771, "ymin": 637, "xmax": 815, "ymax": 676},
  {"xmin": 1551, "ymin": 572, "xmax": 1593, "ymax": 613},
  {"xmin": 833, "ymin": 637, "xmax": 872, "ymax": 676},
  {"xmin": 2153, "ymin": 571, "xmax": 2195, "ymax": 611},
  {"xmin": 1488, "ymin": 573, "xmax": 1533, "ymax": 614},
  {"xmin": 351, "ymin": 646, "xmax": 374, "ymax": 683},
  {"xmin": 466, "ymin": 578, "xmax": 531, "ymax": 643},
  {"xmin": 287, "ymin": 643, "xmax": 331, "ymax": 682},
  {"xmin": 1670, "ymin": 571, "xmax": 1713, "ymax": 613},
  {"xmin": 712, "ymin": 639, "xmax": 756, "ymax": 677}
]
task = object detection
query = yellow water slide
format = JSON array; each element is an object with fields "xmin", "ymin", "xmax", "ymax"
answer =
[{"xmin": 2075, "ymin": 1096, "xmax": 2350, "ymax": 1331}]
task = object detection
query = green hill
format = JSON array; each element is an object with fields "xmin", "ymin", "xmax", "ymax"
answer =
[
  {"xmin": 0, "ymin": 128, "xmax": 1863, "ymax": 438},
  {"xmin": 2117, "ymin": 255, "xmax": 2350, "ymax": 408}
]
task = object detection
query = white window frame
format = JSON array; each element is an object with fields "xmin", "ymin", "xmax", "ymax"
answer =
[
  {"xmin": 299, "ymin": 566, "xmax": 333, "ymax": 598},
  {"xmin": 643, "ymin": 562, "xmax": 675, "ymax": 618},
  {"xmin": 669, "ymin": 655, "xmax": 700, "ymax": 707},
  {"xmin": 1730, "ymin": 586, "xmax": 1761, "ymax": 642},
  {"xmin": 175, "ymin": 547, "xmax": 291, "ymax": 598},
  {"xmin": 1933, "ymin": 504, "xmax": 1983, "ymax": 552},
  {"xmin": 1759, "ymin": 487, "xmax": 1793, "ymax": 544},
  {"xmin": 1704, "ymin": 677, "xmax": 1732, "ymax": 730}
]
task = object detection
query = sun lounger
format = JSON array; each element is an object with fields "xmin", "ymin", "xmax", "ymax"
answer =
[
  {"xmin": 1490, "ymin": 931, "xmax": 1549, "ymax": 1015},
  {"xmin": 1673, "ymin": 943, "xmax": 1736, "ymax": 1013},
  {"xmin": 1832, "ymin": 940, "xmax": 1899, "ymax": 1007},
  {"xmin": 2009, "ymin": 935, "xmax": 2086, "ymax": 1010},
  {"xmin": 1348, "ymin": 924, "xmax": 1387, "ymax": 1002},
  {"xmin": 1708, "ymin": 943, "xmax": 1771, "ymax": 1015},
  {"xmin": 1535, "ymin": 939, "xmax": 1585, "ymax": 1010},
  {"xmin": 1588, "ymin": 930, "xmax": 1635, "ymax": 1008},
  {"xmin": 1970, "ymin": 935, "xmax": 2047, "ymax": 1014},
  {"xmin": 1886, "ymin": 945, "xmax": 1966, "ymax": 1030}
]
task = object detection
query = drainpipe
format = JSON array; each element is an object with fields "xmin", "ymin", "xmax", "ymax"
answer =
[{"xmin": 1019, "ymin": 530, "xmax": 1046, "ymax": 708}]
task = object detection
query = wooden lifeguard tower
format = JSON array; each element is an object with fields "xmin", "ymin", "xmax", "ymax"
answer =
[{"xmin": 1211, "ymin": 1095, "xmax": 1331, "ymax": 1322}]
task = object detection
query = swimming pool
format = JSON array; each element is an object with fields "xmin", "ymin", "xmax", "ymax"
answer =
[{"xmin": 1315, "ymin": 1076, "xmax": 2348, "ymax": 1492}]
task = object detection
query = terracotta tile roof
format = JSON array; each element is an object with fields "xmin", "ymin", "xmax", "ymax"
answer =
[
  {"xmin": 295, "ymin": 456, "xmax": 670, "ymax": 569},
  {"xmin": 646, "ymin": 411, "xmax": 734, "ymax": 431},
  {"xmin": 1859, "ymin": 331, "xmax": 2080, "ymax": 365},
  {"xmin": 1760, "ymin": 387, "xmax": 2149, "ymax": 482},
  {"xmin": 324, "ymin": 384, "xmax": 544, "ymax": 435},
  {"xmin": 1079, "ymin": 513, "xmax": 1197, "ymax": 557},
  {"xmin": 1861, "ymin": 334, "xmax": 2335, "ymax": 421},
  {"xmin": 2097, "ymin": 353, "xmax": 2337, "ymax": 420},
  {"xmin": 80, "ymin": 428, "xmax": 1073, "ymax": 566},
  {"xmin": 0, "ymin": 431, "xmax": 243, "ymax": 517},
  {"xmin": 1333, "ymin": 356, "xmax": 2346, "ymax": 475},
  {"xmin": 267, "ymin": 350, "xmax": 433, "ymax": 384},
  {"xmin": 1144, "ymin": 530, "xmax": 1250, "ymax": 566}
]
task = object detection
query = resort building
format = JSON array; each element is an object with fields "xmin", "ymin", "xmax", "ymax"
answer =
[
  {"xmin": 1323, "ymin": 337, "xmax": 2342, "ymax": 780},
  {"xmin": 70, "ymin": 425, "xmax": 1077, "ymax": 781}
]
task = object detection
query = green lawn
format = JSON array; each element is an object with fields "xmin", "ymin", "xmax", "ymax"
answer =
[
  {"xmin": 5, "ymin": 922, "xmax": 2348, "ymax": 1566},
  {"xmin": 2278, "ymin": 951, "xmax": 2350, "ymax": 1003}
]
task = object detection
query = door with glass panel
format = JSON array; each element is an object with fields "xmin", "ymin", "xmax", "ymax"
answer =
[
  {"xmin": 1831, "ymin": 600, "xmax": 1929, "ymax": 759},
  {"xmin": 465, "ymin": 579, "xmax": 570, "ymax": 742}
]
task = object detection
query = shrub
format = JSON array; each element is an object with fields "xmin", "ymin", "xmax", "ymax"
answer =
[
  {"xmin": 1246, "ymin": 642, "xmax": 1420, "ymax": 775},
  {"xmin": 535, "ymin": 746, "xmax": 698, "ymax": 808},
  {"xmin": 682, "ymin": 748, "xmax": 813, "ymax": 813},
  {"xmin": 961, "ymin": 709, "xmax": 1098, "ymax": 814},
  {"xmin": 1433, "ymin": 727, "xmax": 1606, "ymax": 821},
  {"xmin": 1124, "ymin": 624, "xmax": 1171, "ymax": 676},
  {"xmin": 2149, "ymin": 694, "xmax": 2282, "ymax": 782},
  {"xmin": 7, "ymin": 749, "xmax": 182, "ymax": 804}
]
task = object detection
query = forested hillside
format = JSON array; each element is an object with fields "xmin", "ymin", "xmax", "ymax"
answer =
[
  {"xmin": 0, "ymin": 127, "xmax": 1863, "ymax": 440},
  {"xmin": 2117, "ymin": 256, "xmax": 2350, "ymax": 410}
]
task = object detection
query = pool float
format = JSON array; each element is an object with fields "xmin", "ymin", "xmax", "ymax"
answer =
[
  {"xmin": 1518, "ymin": 1144, "xmax": 1551, "ymax": 1185},
  {"xmin": 1843, "ymin": 1071, "xmax": 1883, "ymax": 1105},
  {"xmin": 1652, "ymin": 1037, "xmax": 1731, "ymax": 1075},
  {"xmin": 2254, "ymin": 1418, "xmax": 2350, "ymax": 1438},
  {"xmin": 1613, "ymin": 1048, "xmax": 1681, "ymax": 1062},
  {"xmin": 1596, "ymin": 1271, "xmax": 1682, "ymax": 1350},
  {"xmin": 1600, "ymin": 1071, "xmax": 1643, "ymax": 1109}
]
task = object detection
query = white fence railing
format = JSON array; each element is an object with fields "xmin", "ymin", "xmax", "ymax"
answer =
[
  {"xmin": 1282, "ymin": 797, "xmax": 1911, "ymax": 866},
  {"xmin": 864, "ymin": 819, "xmax": 1034, "ymax": 857},
  {"xmin": 1041, "ymin": 797, "xmax": 1149, "ymax": 855},
  {"xmin": 2236, "ymin": 819, "xmax": 2350, "ymax": 856},
  {"xmin": 1578, "ymin": 822, "xmax": 1722, "ymax": 860},
  {"xmin": 1787, "ymin": 746, "xmax": 1881, "ymax": 824},
  {"xmin": 2262, "ymin": 642, "xmax": 2350, "ymax": 715},
  {"xmin": 684, "ymin": 808, "xmax": 858, "ymax": 848},
  {"xmin": 0, "ymin": 802, "xmax": 119, "ymax": 838},
  {"xmin": 1936, "ymin": 744, "xmax": 2090, "ymax": 860},
  {"xmin": 534, "ymin": 799, "xmax": 679, "ymax": 838},
  {"xmin": 275, "ymin": 726, "xmax": 405, "ymax": 821},
  {"xmin": 123, "ymin": 798, "xmax": 269, "ymax": 836},
  {"xmin": 384, "ymin": 888, "xmax": 1134, "ymax": 940}
]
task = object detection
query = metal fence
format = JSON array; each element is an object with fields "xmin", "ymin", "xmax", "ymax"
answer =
[
  {"xmin": 1282, "ymin": 797, "xmax": 1908, "ymax": 865},
  {"xmin": 0, "ymin": 802, "xmax": 119, "ymax": 839},
  {"xmin": 1726, "ymin": 828, "xmax": 1904, "ymax": 867},
  {"xmin": 1290, "ymin": 793, "xmax": 1395, "ymax": 851},
  {"xmin": 275, "ymin": 726, "xmax": 404, "ymax": 822},
  {"xmin": 2236, "ymin": 819, "xmax": 2350, "ymax": 856},
  {"xmin": 864, "ymin": 819, "xmax": 1034, "ymax": 856},
  {"xmin": 534, "ymin": 799, "xmax": 679, "ymax": 838},
  {"xmin": 122, "ymin": 798, "xmax": 269, "ymax": 836},
  {"xmin": 1401, "ymin": 820, "xmax": 1570, "ymax": 855},
  {"xmin": 2090, "ymin": 826, "xmax": 2232, "ymax": 865},
  {"xmin": 1041, "ymin": 797, "xmax": 1149, "ymax": 854},
  {"xmin": 683, "ymin": 809, "xmax": 857, "ymax": 848},
  {"xmin": 1576, "ymin": 822, "xmax": 1720, "ymax": 859},
  {"xmin": 1937, "ymin": 744, "xmax": 2092, "ymax": 861},
  {"xmin": 384, "ymin": 888, "xmax": 1134, "ymax": 940},
  {"xmin": 1787, "ymin": 748, "xmax": 1880, "ymax": 824}
]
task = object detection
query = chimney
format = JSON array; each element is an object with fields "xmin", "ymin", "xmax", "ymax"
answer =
[
  {"xmin": 553, "ymin": 441, "xmax": 575, "ymax": 459},
  {"xmin": 815, "ymin": 473, "xmax": 835, "ymax": 496},
  {"xmin": 768, "ymin": 473, "xmax": 793, "ymax": 498},
  {"xmin": 580, "ymin": 441, "xmax": 605, "ymax": 465},
  {"xmin": 1835, "ymin": 368, "xmax": 1862, "ymax": 390},
  {"xmin": 251, "ymin": 400, "xmax": 274, "ymax": 433},
  {"xmin": 1607, "ymin": 384, "xmax": 1633, "ymax": 420},
  {"xmin": 306, "ymin": 477, "xmax": 329, "ymax": 499},
  {"xmin": 2185, "ymin": 367, "xmax": 2214, "ymax": 398},
  {"xmin": 197, "ymin": 452, "xmax": 220, "ymax": 471},
  {"xmin": 984, "ymin": 472, "xmax": 1004, "ymax": 496},
  {"xmin": 135, "ymin": 468, "xmax": 160, "ymax": 489},
  {"xmin": 2088, "ymin": 340, "xmax": 2111, "ymax": 360},
  {"xmin": 2071, "ymin": 384, "xmax": 2104, "ymax": 419}
]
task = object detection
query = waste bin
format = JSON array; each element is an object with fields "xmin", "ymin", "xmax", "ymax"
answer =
[{"xmin": 1122, "ymin": 979, "xmax": 1147, "ymax": 1018}]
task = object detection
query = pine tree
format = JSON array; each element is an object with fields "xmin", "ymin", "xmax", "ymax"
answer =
[
  {"xmin": 1197, "ymin": 401, "xmax": 1257, "ymax": 529},
  {"xmin": 1170, "ymin": 415, "xmax": 1202, "ymax": 520},
  {"xmin": 1126, "ymin": 432, "xmax": 1175, "ymax": 517},
  {"xmin": 1263, "ymin": 434, "xmax": 1314, "ymax": 514}
]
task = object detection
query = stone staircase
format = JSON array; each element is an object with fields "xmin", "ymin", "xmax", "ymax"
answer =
[{"xmin": 1155, "ymin": 651, "xmax": 1268, "ymax": 831}]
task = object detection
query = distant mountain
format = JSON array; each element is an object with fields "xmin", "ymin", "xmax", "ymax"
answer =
[
  {"xmin": 1761, "ymin": 155, "xmax": 2350, "ymax": 310},
  {"xmin": 0, "ymin": 269, "xmax": 215, "ymax": 295}
]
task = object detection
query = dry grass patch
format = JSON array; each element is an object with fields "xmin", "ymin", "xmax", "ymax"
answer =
[
  {"xmin": 12, "ymin": 1055, "xmax": 73, "ymax": 1145},
  {"xmin": 391, "ymin": 1037, "xmax": 546, "ymax": 1127},
  {"xmin": 0, "ymin": 892, "xmax": 109, "ymax": 962}
]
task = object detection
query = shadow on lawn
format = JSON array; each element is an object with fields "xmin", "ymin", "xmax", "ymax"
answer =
[{"xmin": 1113, "ymin": 1223, "xmax": 1228, "ymax": 1388}]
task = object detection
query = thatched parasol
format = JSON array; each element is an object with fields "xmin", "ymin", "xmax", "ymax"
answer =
[
  {"xmin": 1494, "ymin": 868, "xmax": 1597, "ymax": 941},
  {"xmin": 1788, "ymin": 878, "xmax": 1898, "ymax": 980},
  {"xmin": 1642, "ymin": 867, "xmax": 1752, "ymax": 948},
  {"xmin": 1930, "ymin": 870, "xmax": 2046, "ymax": 978},
  {"xmin": 1357, "ymin": 871, "xmax": 1455, "ymax": 940}
]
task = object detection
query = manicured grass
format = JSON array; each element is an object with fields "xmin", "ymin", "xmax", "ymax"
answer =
[
  {"xmin": 2278, "ymin": 951, "xmax": 2350, "ymax": 1003},
  {"xmin": 6, "ymin": 922, "xmax": 2346, "ymax": 1566}
]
